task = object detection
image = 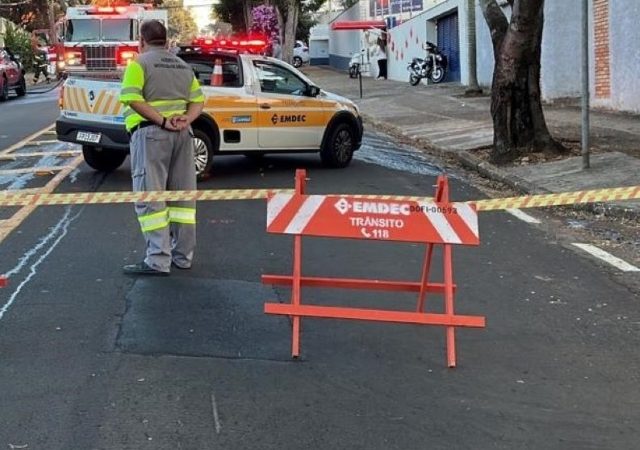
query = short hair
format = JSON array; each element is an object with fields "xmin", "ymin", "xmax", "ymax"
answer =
[{"xmin": 140, "ymin": 20, "xmax": 167, "ymax": 46}]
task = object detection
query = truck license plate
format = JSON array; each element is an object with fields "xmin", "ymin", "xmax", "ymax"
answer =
[{"xmin": 76, "ymin": 131, "xmax": 102, "ymax": 144}]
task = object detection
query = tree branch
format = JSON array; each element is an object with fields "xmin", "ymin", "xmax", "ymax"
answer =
[{"xmin": 479, "ymin": 0, "xmax": 509, "ymax": 52}]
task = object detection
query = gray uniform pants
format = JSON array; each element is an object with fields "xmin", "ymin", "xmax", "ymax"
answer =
[{"xmin": 130, "ymin": 125, "xmax": 196, "ymax": 272}]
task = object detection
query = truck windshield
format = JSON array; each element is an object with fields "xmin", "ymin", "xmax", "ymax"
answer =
[
  {"xmin": 102, "ymin": 19, "xmax": 135, "ymax": 41},
  {"xmin": 65, "ymin": 19, "xmax": 100, "ymax": 42}
]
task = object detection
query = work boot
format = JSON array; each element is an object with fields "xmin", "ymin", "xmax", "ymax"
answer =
[{"xmin": 123, "ymin": 261, "xmax": 169, "ymax": 276}]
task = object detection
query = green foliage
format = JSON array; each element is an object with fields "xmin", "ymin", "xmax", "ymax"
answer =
[
  {"xmin": 296, "ymin": 11, "xmax": 316, "ymax": 42},
  {"xmin": 339, "ymin": 0, "xmax": 359, "ymax": 8},
  {"xmin": 1, "ymin": 22, "xmax": 35, "ymax": 71},
  {"xmin": 212, "ymin": 0, "xmax": 256, "ymax": 33},
  {"xmin": 165, "ymin": 0, "xmax": 198, "ymax": 44}
]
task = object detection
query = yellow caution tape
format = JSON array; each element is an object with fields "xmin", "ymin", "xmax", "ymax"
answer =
[
  {"xmin": 0, "ymin": 189, "xmax": 293, "ymax": 206},
  {"xmin": 0, "ymin": 186, "xmax": 637, "ymax": 211},
  {"xmin": 340, "ymin": 186, "xmax": 640, "ymax": 211},
  {"xmin": 475, "ymin": 186, "xmax": 640, "ymax": 211}
]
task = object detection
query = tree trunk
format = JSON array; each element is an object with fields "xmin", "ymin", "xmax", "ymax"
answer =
[
  {"xmin": 282, "ymin": 0, "xmax": 298, "ymax": 64},
  {"xmin": 481, "ymin": 0, "xmax": 566, "ymax": 164},
  {"xmin": 243, "ymin": 0, "xmax": 253, "ymax": 32}
]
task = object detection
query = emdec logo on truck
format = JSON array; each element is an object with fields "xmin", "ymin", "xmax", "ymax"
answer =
[{"xmin": 271, "ymin": 114, "xmax": 307, "ymax": 125}]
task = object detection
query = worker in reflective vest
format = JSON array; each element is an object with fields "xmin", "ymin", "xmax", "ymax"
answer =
[{"xmin": 119, "ymin": 20, "xmax": 205, "ymax": 276}]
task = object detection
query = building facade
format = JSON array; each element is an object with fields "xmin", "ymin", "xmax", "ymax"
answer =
[{"xmin": 326, "ymin": 0, "xmax": 640, "ymax": 113}]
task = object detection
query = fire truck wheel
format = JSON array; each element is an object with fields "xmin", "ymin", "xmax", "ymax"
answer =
[
  {"xmin": 320, "ymin": 122, "xmax": 355, "ymax": 168},
  {"xmin": 0, "ymin": 76, "xmax": 9, "ymax": 102},
  {"xmin": 82, "ymin": 146, "xmax": 127, "ymax": 172},
  {"xmin": 192, "ymin": 128, "xmax": 213, "ymax": 179}
]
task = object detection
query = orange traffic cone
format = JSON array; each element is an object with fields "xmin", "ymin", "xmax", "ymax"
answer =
[{"xmin": 210, "ymin": 58, "xmax": 223, "ymax": 86}]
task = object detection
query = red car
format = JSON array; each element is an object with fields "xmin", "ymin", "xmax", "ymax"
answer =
[{"xmin": 0, "ymin": 48, "xmax": 27, "ymax": 101}]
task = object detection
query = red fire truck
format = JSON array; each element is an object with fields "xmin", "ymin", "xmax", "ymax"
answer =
[{"xmin": 58, "ymin": 4, "xmax": 167, "ymax": 77}]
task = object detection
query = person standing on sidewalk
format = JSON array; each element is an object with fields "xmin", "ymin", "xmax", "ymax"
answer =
[
  {"xmin": 375, "ymin": 38, "xmax": 387, "ymax": 80},
  {"xmin": 119, "ymin": 20, "xmax": 205, "ymax": 276}
]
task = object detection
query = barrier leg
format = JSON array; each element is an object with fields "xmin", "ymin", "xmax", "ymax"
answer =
[
  {"xmin": 290, "ymin": 168, "xmax": 306, "ymax": 359},
  {"xmin": 291, "ymin": 234, "xmax": 302, "ymax": 358},
  {"xmin": 443, "ymin": 243, "xmax": 456, "ymax": 368},
  {"xmin": 416, "ymin": 243, "xmax": 435, "ymax": 312}
]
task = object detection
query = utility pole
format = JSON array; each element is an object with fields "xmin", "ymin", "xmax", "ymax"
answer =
[{"xmin": 581, "ymin": 0, "xmax": 590, "ymax": 169}]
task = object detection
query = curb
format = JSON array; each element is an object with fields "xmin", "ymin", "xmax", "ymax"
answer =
[{"xmin": 360, "ymin": 113, "xmax": 639, "ymax": 222}]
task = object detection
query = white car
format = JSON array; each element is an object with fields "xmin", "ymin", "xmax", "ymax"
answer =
[{"xmin": 292, "ymin": 40, "xmax": 309, "ymax": 68}]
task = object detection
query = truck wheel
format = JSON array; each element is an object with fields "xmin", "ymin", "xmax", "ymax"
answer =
[
  {"xmin": 15, "ymin": 76, "xmax": 26, "ymax": 97},
  {"xmin": 82, "ymin": 146, "xmax": 127, "ymax": 172},
  {"xmin": 0, "ymin": 76, "xmax": 8, "ymax": 102},
  {"xmin": 192, "ymin": 128, "xmax": 213, "ymax": 179},
  {"xmin": 320, "ymin": 122, "xmax": 355, "ymax": 168}
]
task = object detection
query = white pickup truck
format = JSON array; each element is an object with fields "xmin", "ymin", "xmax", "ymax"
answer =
[{"xmin": 56, "ymin": 50, "xmax": 363, "ymax": 177}]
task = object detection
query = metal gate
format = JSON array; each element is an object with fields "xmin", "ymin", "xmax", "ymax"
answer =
[{"xmin": 437, "ymin": 11, "xmax": 460, "ymax": 82}]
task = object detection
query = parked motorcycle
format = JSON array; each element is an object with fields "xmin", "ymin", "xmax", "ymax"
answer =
[
  {"xmin": 407, "ymin": 42, "xmax": 447, "ymax": 85},
  {"xmin": 348, "ymin": 49, "xmax": 365, "ymax": 79}
]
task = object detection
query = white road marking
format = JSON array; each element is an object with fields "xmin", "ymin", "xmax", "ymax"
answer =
[
  {"xmin": 0, "ymin": 124, "xmax": 55, "ymax": 156},
  {"xmin": 572, "ymin": 243, "xmax": 640, "ymax": 272},
  {"xmin": 507, "ymin": 208, "xmax": 541, "ymax": 224},
  {"xmin": 0, "ymin": 207, "xmax": 80, "ymax": 320},
  {"xmin": 211, "ymin": 393, "xmax": 222, "ymax": 434}
]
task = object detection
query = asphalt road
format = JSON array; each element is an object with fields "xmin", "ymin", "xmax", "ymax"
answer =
[
  {"xmin": 0, "ymin": 84, "xmax": 61, "ymax": 148},
  {"xmin": 0, "ymin": 107, "xmax": 639, "ymax": 448}
]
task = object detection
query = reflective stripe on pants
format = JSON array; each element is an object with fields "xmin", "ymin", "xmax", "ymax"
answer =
[{"xmin": 130, "ymin": 125, "xmax": 197, "ymax": 271}]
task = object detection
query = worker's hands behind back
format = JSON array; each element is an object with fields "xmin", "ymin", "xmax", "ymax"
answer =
[{"xmin": 169, "ymin": 115, "xmax": 191, "ymax": 131}]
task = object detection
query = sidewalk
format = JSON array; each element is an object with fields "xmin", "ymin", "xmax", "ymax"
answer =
[{"xmin": 304, "ymin": 66, "xmax": 640, "ymax": 219}]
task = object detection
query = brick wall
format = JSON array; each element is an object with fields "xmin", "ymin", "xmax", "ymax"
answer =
[{"xmin": 593, "ymin": 0, "xmax": 611, "ymax": 99}]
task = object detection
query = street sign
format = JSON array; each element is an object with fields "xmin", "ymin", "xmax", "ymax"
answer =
[
  {"xmin": 263, "ymin": 170, "xmax": 485, "ymax": 368},
  {"xmin": 267, "ymin": 193, "xmax": 479, "ymax": 245}
]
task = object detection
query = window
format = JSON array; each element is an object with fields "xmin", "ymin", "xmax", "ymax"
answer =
[
  {"xmin": 253, "ymin": 61, "xmax": 307, "ymax": 96},
  {"xmin": 183, "ymin": 54, "xmax": 242, "ymax": 88},
  {"xmin": 102, "ymin": 19, "xmax": 136, "ymax": 41},
  {"xmin": 65, "ymin": 19, "xmax": 100, "ymax": 42}
]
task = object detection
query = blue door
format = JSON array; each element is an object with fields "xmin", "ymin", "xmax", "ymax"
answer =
[{"xmin": 437, "ymin": 11, "xmax": 460, "ymax": 82}]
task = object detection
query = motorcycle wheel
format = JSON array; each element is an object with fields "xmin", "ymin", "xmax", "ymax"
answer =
[
  {"xmin": 430, "ymin": 67, "xmax": 445, "ymax": 84},
  {"xmin": 409, "ymin": 73, "xmax": 421, "ymax": 86}
]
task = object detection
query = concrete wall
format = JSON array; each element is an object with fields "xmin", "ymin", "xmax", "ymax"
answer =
[
  {"xmin": 607, "ymin": 0, "xmax": 640, "ymax": 112},
  {"xmin": 476, "ymin": 0, "xmax": 640, "ymax": 112},
  {"xmin": 387, "ymin": 0, "xmax": 471, "ymax": 85},
  {"xmin": 476, "ymin": 0, "xmax": 584, "ymax": 99},
  {"xmin": 310, "ymin": 23, "xmax": 330, "ymax": 65},
  {"xmin": 328, "ymin": 3, "xmax": 363, "ymax": 71},
  {"xmin": 387, "ymin": 11, "xmax": 429, "ymax": 82}
]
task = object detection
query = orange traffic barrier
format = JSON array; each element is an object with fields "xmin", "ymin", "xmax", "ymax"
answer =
[
  {"xmin": 210, "ymin": 58, "xmax": 223, "ymax": 86},
  {"xmin": 263, "ymin": 169, "xmax": 486, "ymax": 368}
]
